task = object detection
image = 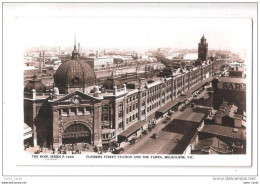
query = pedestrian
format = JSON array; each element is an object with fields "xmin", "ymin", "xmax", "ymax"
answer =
[
  {"xmin": 140, "ymin": 134, "xmax": 142, "ymax": 139},
  {"xmin": 40, "ymin": 143, "xmax": 43, "ymax": 152}
]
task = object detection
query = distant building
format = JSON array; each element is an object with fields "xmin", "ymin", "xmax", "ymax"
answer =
[
  {"xmin": 172, "ymin": 59, "xmax": 194, "ymax": 69},
  {"xmin": 229, "ymin": 66, "xmax": 245, "ymax": 78},
  {"xmin": 113, "ymin": 55, "xmax": 135, "ymax": 66},
  {"xmin": 24, "ymin": 66, "xmax": 38, "ymax": 78},
  {"xmin": 198, "ymin": 35, "xmax": 208, "ymax": 61},
  {"xmin": 86, "ymin": 56, "xmax": 114, "ymax": 70}
]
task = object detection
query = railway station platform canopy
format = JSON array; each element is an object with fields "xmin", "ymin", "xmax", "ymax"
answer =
[
  {"xmin": 118, "ymin": 120, "xmax": 147, "ymax": 143},
  {"xmin": 156, "ymin": 98, "xmax": 180, "ymax": 116}
]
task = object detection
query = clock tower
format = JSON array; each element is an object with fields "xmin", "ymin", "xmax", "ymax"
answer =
[{"xmin": 198, "ymin": 35, "xmax": 208, "ymax": 61}]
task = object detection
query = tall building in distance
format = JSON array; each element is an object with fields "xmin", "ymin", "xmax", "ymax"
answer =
[{"xmin": 198, "ymin": 35, "xmax": 208, "ymax": 61}]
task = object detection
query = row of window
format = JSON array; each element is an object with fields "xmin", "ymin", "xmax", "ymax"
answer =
[
  {"xmin": 147, "ymin": 101, "xmax": 161, "ymax": 113},
  {"xmin": 126, "ymin": 95, "xmax": 137, "ymax": 103},
  {"xmin": 147, "ymin": 93, "xmax": 162, "ymax": 103},
  {"xmin": 59, "ymin": 107, "xmax": 92, "ymax": 116},
  {"xmin": 126, "ymin": 112, "xmax": 138, "ymax": 124},
  {"xmin": 101, "ymin": 67, "xmax": 213, "ymax": 123},
  {"xmin": 126, "ymin": 102, "xmax": 138, "ymax": 114}
]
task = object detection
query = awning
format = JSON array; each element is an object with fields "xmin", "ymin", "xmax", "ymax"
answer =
[
  {"xmin": 23, "ymin": 131, "xmax": 32, "ymax": 140},
  {"xmin": 24, "ymin": 123, "xmax": 32, "ymax": 140},
  {"xmin": 156, "ymin": 98, "xmax": 179, "ymax": 115},
  {"xmin": 118, "ymin": 120, "xmax": 147, "ymax": 140}
]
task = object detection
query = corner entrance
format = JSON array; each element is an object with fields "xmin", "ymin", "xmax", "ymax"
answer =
[{"xmin": 62, "ymin": 123, "xmax": 91, "ymax": 144}]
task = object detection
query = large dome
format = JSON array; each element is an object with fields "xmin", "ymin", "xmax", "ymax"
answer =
[
  {"xmin": 24, "ymin": 79, "xmax": 46, "ymax": 93},
  {"xmin": 54, "ymin": 59, "xmax": 96, "ymax": 90}
]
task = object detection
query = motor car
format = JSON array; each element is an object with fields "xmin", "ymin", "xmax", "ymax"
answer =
[
  {"xmin": 163, "ymin": 120, "xmax": 168, "ymax": 124},
  {"xmin": 180, "ymin": 106, "xmax": 186, "ymax": 111},
  {"xmin": 113, "ymin": 147, "xmax": 124, "ymax": 154},
  {"xmin": 152, "ymin": 133, "xmax": 159, "ymax": 139},
  {"xmin": 166, "ymin": 116, "xmax": 171, "ymax": 120},
  {"xmin": 142, "ymin": 130, "xmax": 148, "ymax": 135},
  {"xmin": 131, "ymin": 137, "xmax": 138, "ymax": 144},
  {"xmin": 168, "ymin": 111, "xmax": 173, "ymax": 116}
]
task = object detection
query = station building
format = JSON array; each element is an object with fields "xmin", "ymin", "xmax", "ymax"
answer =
[{"xmin": 24, "ymin": 36, "xmax": 217, "ymax": 150}]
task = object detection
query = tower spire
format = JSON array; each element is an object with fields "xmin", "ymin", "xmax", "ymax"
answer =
[
  {"xmin": 74, "ymin": 32, "xmax": 77, "ymax": 50},
  {"xmin": 71, "ymin": 33, "xmax": 80, "ymax": 60}
]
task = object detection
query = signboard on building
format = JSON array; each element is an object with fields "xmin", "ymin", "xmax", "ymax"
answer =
[{"xmin": 217, "ymin": 82, "xmax": 246, "ymax": 91}]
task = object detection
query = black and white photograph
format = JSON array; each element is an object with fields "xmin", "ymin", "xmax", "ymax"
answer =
[{"xmin": 1, "ymin": 2, "xmax": 258, "ymax": 183}]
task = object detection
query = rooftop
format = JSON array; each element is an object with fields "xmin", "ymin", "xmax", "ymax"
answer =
[
  {"xmin": 218, "ymin": 77, "xmax": 246, "ymax": 83},
  {"xmin": 177, "ymin": 106, "xmax": 210, "ymax": 123},
  {"xmin": 200, "ymin": 124, "xmax": 246, "ymax": 141},
  {"xmin": 192, "ymin": 137, "xmax": 230, "ymax": 154}
]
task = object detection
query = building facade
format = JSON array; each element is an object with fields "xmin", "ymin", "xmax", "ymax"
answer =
[
  {"xmin": 86, "ymin": 56, "xmax": 114, "ymax": 70},
  {"xmin": 24, "ymin": 36, "xmax": 218, "ymax": 150}
]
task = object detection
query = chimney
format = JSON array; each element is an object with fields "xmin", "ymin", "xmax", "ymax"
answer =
[
  {"xmin": 39, "ymin": 52, "xmax": 42, "ymax": 73},
  {"xmin": 78, "ymin": 43, "xmax": 80, "ymax": 53},
  {"xmin": 96, "ymin": 50, "xmax": 99, "ymax": 58}
]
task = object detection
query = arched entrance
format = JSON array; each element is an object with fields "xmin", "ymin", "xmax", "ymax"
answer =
[{"xmin": 62, "ymin": 123, "xmax": 91, "ymax": 144}]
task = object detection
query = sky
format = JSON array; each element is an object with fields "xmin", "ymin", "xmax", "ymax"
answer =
[{"xmin": 4, "ymin": 3, "xmax": 253, "ymax": 54}]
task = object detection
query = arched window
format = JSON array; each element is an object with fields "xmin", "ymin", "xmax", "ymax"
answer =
[
  {"xmin": 64, "ymin": 124, "xmax": 89, "ymax": 133},
  {"xmin": 102, "ymin": 105, "xmax": 111, "ymax": 122}
]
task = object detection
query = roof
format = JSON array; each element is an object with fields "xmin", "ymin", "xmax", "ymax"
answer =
[
  {"xmin": 54, "ymin": 59, "xmax": 96, "ymax": 89},
  {"xmin": 218, "ymin": 77, "xmax": 246, "ymax": 83},
  {"xmin": 118, "ymin": 120, "xmax": 147, "ymax": 138},
  {"xmin": 222, "ymin": 105, "xmax": 238, "ymax": 118},
  {"xmin": 169, "ymin": 120, "xmax": 200, "ymax": 154},
  {"xmin": 193, "ymin": 137, "xmax": 230, "ymax": 154},
  {"xmin": 52, "ymin": 90, "xmax": 102, "ymax": 103},
  {"xmin": 200, "ymin": 124, "xmax": 246, "ymax": 141},
  {"xmin": 177, "ymin": 106, "xmax": 209, "ymax": 123}
]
